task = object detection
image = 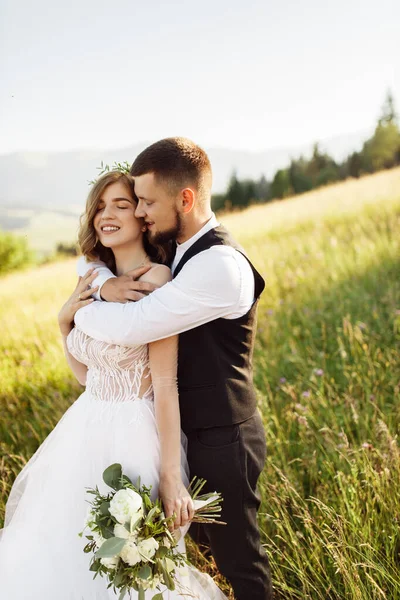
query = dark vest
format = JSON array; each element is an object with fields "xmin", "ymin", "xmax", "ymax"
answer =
[{"xmin": 173, "ymin": 225, "xmax": 265, "ymax": 434}]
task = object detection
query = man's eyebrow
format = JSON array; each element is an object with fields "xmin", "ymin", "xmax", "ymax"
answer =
[{"xmin": 136, "ymin": 195, "xmax": 153, "ymax": 201}]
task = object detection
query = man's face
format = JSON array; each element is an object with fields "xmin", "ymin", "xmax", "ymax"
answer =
[{"xmin": 134, "ymin": 173, "xmax": 183, "ymax": 244}]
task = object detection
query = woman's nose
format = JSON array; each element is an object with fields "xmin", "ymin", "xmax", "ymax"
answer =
[{"xmin": 101, "ymin": 205, "xmax": 115, "ymax": 219}]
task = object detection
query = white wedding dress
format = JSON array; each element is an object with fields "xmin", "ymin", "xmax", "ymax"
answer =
[{"xmin": 0, "ymin": 327, "xmax": 227, "ymax": 600}]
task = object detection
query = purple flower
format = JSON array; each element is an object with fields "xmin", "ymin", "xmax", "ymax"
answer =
[
  {"xmin": 314, "ymin": 368, "xmax": 324, "ymax": 376},
  {"xmin": 302, "ymin": 390, "xmax": 311, "ymax": 398},
  {"xmin": 280, "ymin": 377, "xmax": 287, "ymax": 384},
  {"xmin": 267, "ymin": 309, "xmax": 274, "ymax": 315}
]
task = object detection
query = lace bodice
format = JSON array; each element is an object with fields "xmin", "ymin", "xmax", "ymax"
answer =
[{"xmin": 67, "ymin": 327, "xmax": 153, "ymax": 403}]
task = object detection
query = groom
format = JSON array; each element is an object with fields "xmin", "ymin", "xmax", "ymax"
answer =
[{"xmin": 76, "ymin": 137, "xmax": 273, "ymax": 599}]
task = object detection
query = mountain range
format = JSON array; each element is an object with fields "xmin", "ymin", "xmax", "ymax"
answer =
[{"xmin": 0, "ymin": 129, "xmax": 370, "ymax": 234}]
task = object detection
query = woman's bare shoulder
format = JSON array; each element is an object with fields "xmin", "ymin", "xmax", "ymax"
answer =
[{"xmin": 139, "ymin": 263, "xmax": 172, "ymax": 286}]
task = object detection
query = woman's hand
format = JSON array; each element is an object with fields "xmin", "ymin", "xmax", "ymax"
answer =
[
  {"xmin": 58, "ymin": 268, "xmax": 99, "ymax": 336},
  {"xmin": 159, "ymin": 472, "xmax": 195, "ymax": 530}
]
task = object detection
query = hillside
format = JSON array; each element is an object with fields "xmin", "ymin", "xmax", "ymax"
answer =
[{"xmin": 1, "ymin": 168, "xmax": 399, "ymax": 599}]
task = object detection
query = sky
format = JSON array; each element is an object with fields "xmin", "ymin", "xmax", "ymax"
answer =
[{"xmin": 1, "ymin": 0, "xmax": 399, "ymax": 155}]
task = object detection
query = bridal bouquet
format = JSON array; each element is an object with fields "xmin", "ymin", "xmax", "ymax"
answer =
[{"xmin": 80, "ymin": 463, "xmax": 224, "ymax": 599}]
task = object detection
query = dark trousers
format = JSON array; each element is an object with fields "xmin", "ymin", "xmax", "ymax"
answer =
[{"xmin": 187, "ymin": 410, "xmax": 274, "ymax": 600}]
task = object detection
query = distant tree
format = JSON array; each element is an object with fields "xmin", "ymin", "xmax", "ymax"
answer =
[
  {"xmin": 362, "ymin": 121, "xmax": 400, "ymax": 171},
  {"xmin": 270, "ymin": 169, "xmax": 291, "ymax": 199},
  {"xmin": 306, "ymin": 143, "xmax": 339, "ymax": 187},
  {"xmin": 211, "ymin": 193, "xmax": 228, "ymax": 213},
  {"xmin": 241, "ymin": 179, "xmax": 257, "ymax": 206},
  {"xmin": 346, "ymin": 151, "xmax": 363, "ymax": 178},
  {"xmin": 226, "ymin": 171, "xmax": 247, "ymax": 208},
  {"xmin": 56, "ymin": 242, "xmax": 79, "ymax": 256},
  {"xmin": 379, "ymin": 90, "xmax": 398, "ymax": 125},
  {"xmin": 315, "ymin": 164, "xmax": 340, "ymax": 187},
  {"xmin": 288, "ymin": 157, "xmax": 313, "ymax": 194},
  {"xmin": 255, "ymin": 175, "xmax": 271, "ymax": 202},
  {"xmin": 0, "ymin": 230, "xmax": 34, "ymax": 275}
]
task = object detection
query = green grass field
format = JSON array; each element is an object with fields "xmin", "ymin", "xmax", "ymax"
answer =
[{"xmin": 1, "ymin": 168, "xmax": 400, "ymax": 599}]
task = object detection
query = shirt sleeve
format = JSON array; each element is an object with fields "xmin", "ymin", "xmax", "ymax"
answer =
[
  {"xmin": 76, "ymin": 256, "xmax": 116, "ymax": 301},
  {"xmin": 74, "ymin": 248, "xmax": 244, "ymax": 346}
]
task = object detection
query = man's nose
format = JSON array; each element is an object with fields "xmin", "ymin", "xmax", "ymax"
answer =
[{"xmin": 135, "ymin": 201, "xmax": 146, "ymax": 219}]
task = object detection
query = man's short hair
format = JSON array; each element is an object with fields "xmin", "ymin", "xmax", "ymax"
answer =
[{"xmin": 130, "ymin": 137, "xmax": 212, "ymax": 207}]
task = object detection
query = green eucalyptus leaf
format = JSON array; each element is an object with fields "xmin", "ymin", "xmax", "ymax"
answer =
[
  {"xmin": 89, "ymin": 559, "xmax": 101, "ymax": 572},
  {"xmin": 95, "ymin": 537, "xmax": 126, "ymax": 558},
  {"xmin": 99, "ymin": 501, "xmax": 110, "ymax": 516},
  {"xmin": 156, "ymin": 546, "xmax": 168, "ymax": 559},
  {"xmin": 152, "ymin": 594, "xmax": 164, "ymax": 600},
  {"xmin": 118, "ymin": 588, "xmax": 127, "ymax": 600},
  {"xmin": 113, "ymin": 571, "xmax": 124, "ymax": 587},
  {"xmin": 138, "ymin": 565, "xmax": 152, "ymax": 580},
  {"xmin": 103, "ymin": 463, "xmax": 123, "ymax": 490}
]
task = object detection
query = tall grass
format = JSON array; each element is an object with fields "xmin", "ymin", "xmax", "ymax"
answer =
[{"xmin": 1, "ymin": 169, "xmax": 400, "ymax": 599}]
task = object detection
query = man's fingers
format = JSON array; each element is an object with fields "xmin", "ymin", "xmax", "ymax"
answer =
[
  {"xmin": 125, "ymin": 265, "xmax": 152, "ymax": 279},
  {"xmin": 124, "ymin": 291, "xmax": 146, "ymax": 302},
  {"xmin": 126, "ymin": 280, "xmax": 157, "ymax": 293}
]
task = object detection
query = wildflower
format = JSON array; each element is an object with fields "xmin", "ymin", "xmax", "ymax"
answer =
[
  {"xmin": 302, "ymin": 390, "xmax": 311, "ymax": 398},
  {"xmin": 280, "ymin": 377, "xmax": 287, "ymax": 384},
  {"xmin": 362, "ymin": 442, "xmax": 373, "ymax": 450},
  {"xmin": 314, "ymin": 368, "xmax": 324, "ymax": 376},
  {"xmin": 267, "ymin": 309, "xmax": 274, "ymax": 315}
]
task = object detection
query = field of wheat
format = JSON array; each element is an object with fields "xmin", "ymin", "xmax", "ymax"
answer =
[{"xmin": 1, "ymin": 168, "xmax": 400, "ymax": 599}]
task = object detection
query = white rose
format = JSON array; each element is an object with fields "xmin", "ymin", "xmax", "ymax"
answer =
[
  {"xmin": 114, "ymin": 523, "xmax": 130, "ymax": 539},
  {"xmin": 109, "ymin": 489, "xmax": 143, "ymax": 525},
  {"xmin": 100, "ymin": 556, "xmax": 119, "ymax": 570},
  {"xmin": 137, "ymin": 537, "xmax": 159, "ymax": 562},
  {"xmin": 120, "ymin": 539, "xmax": 141, "ymax": 566}
]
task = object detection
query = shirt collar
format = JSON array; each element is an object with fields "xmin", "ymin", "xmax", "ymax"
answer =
[{"xmin": 175, "ymin": 213, "xmax": 219, "ymax": 257}]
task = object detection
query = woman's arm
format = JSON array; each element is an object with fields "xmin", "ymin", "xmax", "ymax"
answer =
[
  {"xmin": 146, "ymin": 265, "xmax": 194, "ymax": 528},
  {"xmin": 58, "ymin": 268, "xmax": 99, "ymax": 385},
  {"xmin": 60, "ymin": 334, "xmax": 88, "ymax": 386}
]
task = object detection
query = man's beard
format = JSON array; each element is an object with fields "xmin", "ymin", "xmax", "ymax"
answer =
[{"xmin": 150, "ymin": 211, "xmax": 183, "ymax": 245}]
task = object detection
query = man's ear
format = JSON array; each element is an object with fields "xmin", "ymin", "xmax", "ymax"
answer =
[{"xmin": 181, "ymin": 188, "xmax": 195, "ymax": 214}]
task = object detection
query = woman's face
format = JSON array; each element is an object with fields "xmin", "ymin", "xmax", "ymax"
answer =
[{"xmin": 93, "ymin": 181, "xmax": 144, "ymax": 250}]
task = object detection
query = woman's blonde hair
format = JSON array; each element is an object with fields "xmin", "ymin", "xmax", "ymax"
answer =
[{"xmin": 78, "ymin": 171, "xmax": 173, "ymax": 272}]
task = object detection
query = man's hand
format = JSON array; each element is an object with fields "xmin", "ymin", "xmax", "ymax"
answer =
[
  {"xmin": 159, "ymin": 472, "xmax": 195, "ymax": 530},
  {"xmin": 100, "ymin": 265, "xmax": 159, "ymax": 303}
]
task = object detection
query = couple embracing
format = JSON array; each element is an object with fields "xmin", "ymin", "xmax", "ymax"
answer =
[{"xmin": 0, "ymin": 138, "xmax": 273, "ymax": 599}]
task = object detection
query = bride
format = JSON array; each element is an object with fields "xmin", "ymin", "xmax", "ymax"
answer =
[{"xmin": 0, "ymin": 170, "xmax": 226, "ymax": 600}]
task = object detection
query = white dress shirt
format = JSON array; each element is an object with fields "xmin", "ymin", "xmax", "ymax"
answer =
[{"xmin": 75, "ymin": 214, "xmax": 256, "ymax": 346}]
